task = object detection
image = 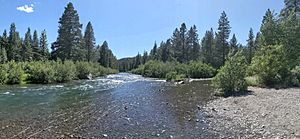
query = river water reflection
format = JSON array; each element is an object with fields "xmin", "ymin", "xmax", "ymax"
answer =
[{"xmin": 0, "ymin": 73, "xmax": 218, "ymax": 138}]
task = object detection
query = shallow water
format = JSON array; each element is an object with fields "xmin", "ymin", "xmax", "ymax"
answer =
[{"xmin": 0, "ymin": 73, "xmax": 217, "ymax": 138}]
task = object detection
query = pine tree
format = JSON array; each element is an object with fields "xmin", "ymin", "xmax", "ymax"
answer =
[
  {"xmin": 161, "ymin": 42, "xmax": 168, "ymax": 62},
  {"xmin": 247, "ymin": 28, "xmax": 255, "ymax": 64},
  {"xmin": 134, "ymin": 53, "xmax": 142, "ymax": 68},
  {"xmin": 8, "ymin": 23, "xmax": 21, "ymax": 61},
  {"xmin": 0, "ymin": 30, "xmax": 9, "ymax": 51},
  {"xmin": 187, "ymin": 25, "xmax": 200, "ymax": 61},
  {"xmin": 142, "ymin": 51, "xmax": 148, "ymax": 64},
  {"xmin": 202, "ymin": 28, "xmax": 215, "ymax": 65},
  {"xmin": 229, "ymin": 34, "xmax": 238, "ymax": 54},
  {"xmin": 179, "ymin": 23, "xmax": 188, "ymax": 63},
  {"xmin": 52, "ymin": 2, "xmax": 83, "ymax": 61},
  {"xmin": 32, "ymin": 30, "xmax": 40, "ymax": 60},
  {"xmin": 22, "ymin": 28, "xmax": 33, "ymax": 61},
  {"xmin": 254, "ymin": 32, "xmax": 261, "ymax": 50},
  {"xmin": 217, "ymin": 11, "xmax": 231, "ymax": 65},
  {"xmin": 260, "ymin": 9, "xmax": 279, "ymax": 46},
  {"xmin": 280, "ymin": 6, "xmax": 300, "ymax": 67},
  {"xmin": 0, "ymin": 47, "xmax": 7, "ymax": 63},
  {"xmin": 40, "ymin": 30, "xmax": 49, "ymax": 60},
  {"xmin": 99, "ymin": 41, "xmax": 108, "ymax": 67},
  {"xmin": 150, "ymin": 42, "xmax": 158, "ymax": 60},
  {"xmin": 280, "ymin": 0, "xmax": 300, "ymax": 17},
  {"xmin": 84, "ymin": 22, "xmax": 96, "ymax": 62}
]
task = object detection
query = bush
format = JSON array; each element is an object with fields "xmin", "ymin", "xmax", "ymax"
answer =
[
  {"xmin": 75, "ymin": 61, "xmax": 93, "ymax": 79},
  {"xmin": 133, "ymin": 60, "xmax": 216, "ymax": 80},
  {"xmin": 0, "ymin": 64, "xmax": 8, "ymax": 84},
  {"xmin": 291, "ymin": 66, "xmax": 300, "ymax": 86},
  {"xmin": 250, "ymin": 45, "xmax": 289, "ymax": 86},
  {"xmin": 213, "ymin": 51, "xmax": 248, "ymax": 96},
  {"xmin": 26, "ymin": 61, "xmax": 55, "ymax": 84},
  {"xmin": 6, "ymin": 62, "xmax": 27, "ymax": 85},
  {"xmin": 188, "ymin": 62, "xmax": 216, "ymax": 78},
  {"xmin": 142, "ymin": 61, "xmax": 175, "ymax": 78},
  {"xmin": 54, "ymin": 60, "xmax": 76, "ymax": 83},
  {"xmin": 166, "ymin": 71, "xmax": 183, "ymax": 82}
]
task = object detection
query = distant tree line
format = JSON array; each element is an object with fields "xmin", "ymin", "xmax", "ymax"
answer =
[
  {"xmin": 118, "ymin": 11, "xmax": 252, "ymax": 71},
  {"xmin": 119, "ymin": 0, "xmax": 300, "ymax": 76},
  {"xmin": 0, "ymin": 2, "xmax": 117, "ymax": 69}
]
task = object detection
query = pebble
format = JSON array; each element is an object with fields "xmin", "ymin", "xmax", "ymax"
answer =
[{"xmin": 103, "ymin": 134, "xmax": 108, "ymax": 137}]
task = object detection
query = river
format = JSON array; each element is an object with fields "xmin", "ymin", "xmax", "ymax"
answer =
[{"xmin": 0, "ymin": 73, "xmax": 218, "ymax": 138}]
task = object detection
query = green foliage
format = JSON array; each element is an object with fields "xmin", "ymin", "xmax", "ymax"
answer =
[
  {"xmin": 213, "ymin": 51, "xmax": 248, "ymax": 96},
  {"xmin": 290, "ymin": 66, "xmax": 300, "ymax": 86},
  {"xmin": 166, "ymin": 71, "xmax": 183, "ymax": 82},
  {"xmin": 0, "ymin": 64, "xmax": 8, "ymax": 84},
  {"xmin": 54, "ymin": 60, "xmax": 76, "ymax": 83},
  {"xmin": 75, "ymin": 61, "xmax": 93, "ymax": 79},
  {"xmin": 84, "ymin": 22, "xmax": 96, "ymax": 62},
  {"xmin": 6, "ymin": 62, "xmax": 27, "ymax": 84},
  {"xmin": 250, "ymin": 45, "xmax": 288, "ymax": 86},
  {"xmin": 26, "ymin": 61, "xmax": 55, "ymax": 84},
  {"xmin": 143, "ymin": 61, "xmax": 174, "ymax": 78},
  {"xmin": 188, "ymin": 62, "xmax": 216, "ymax": 78},
  {"xmin": 98, "ymin": 41, "xmax": 118, "ymax": 69},
  {"xmin": 52, "ymin": 2, "xmax": 83, "ymax": 61},
  {"xmin": 133, "ymin": 60, "xmax": 216, "ymax": 80}
]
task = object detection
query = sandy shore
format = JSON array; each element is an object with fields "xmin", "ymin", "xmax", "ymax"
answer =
[{"xmin": 203, "ymin": 87, "xmax": 300, "ymax": 139}]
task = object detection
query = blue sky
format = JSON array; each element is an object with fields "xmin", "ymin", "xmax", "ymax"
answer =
[{"xmin": 0, "ymin": 0, "xmax": 283, "ymax": 59}]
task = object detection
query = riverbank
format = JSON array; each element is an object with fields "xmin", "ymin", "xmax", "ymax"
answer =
[{"xmin": 203, "ymin": 87, "xmax": 300, "ymax": 138}]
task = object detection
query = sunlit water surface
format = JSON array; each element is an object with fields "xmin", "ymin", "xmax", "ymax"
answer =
[{"xmin": 0, "ymin": 73, "xmax": 217, "ymax": 138}]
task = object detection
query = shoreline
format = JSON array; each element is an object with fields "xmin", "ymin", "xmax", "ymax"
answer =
[{"xmin": 203, "ymin": 87, "xmax": 300, "ymax": 138}]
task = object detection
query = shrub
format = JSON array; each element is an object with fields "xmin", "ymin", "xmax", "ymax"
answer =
[
  {"xmin": 6, "ymin": 62, "xmax": 27, "ymax": 84},
  {"xmin": 142, "ymin": 60, "xmax": 175, "ymax": 78},
  {"xmin": 0, "ymin": 64, "xmax": 8, "ymax": 84},
  {"xmin": 213, "ymin": 51, "xmax": 248, "ymax": 96},
  {"xmin": 250, "ymin": 45, "xmax": 289, "ymax": 86},
  {"xmin": 188, "ymin": 62, "xmax": 216, "ymax": 78},
  {"xmin": 54, "ymin": 60, "xmax": 76, "ymax": 83},
  {"xmin": 290, "ymin": 66, "xmax": 300, "ymax": 86},
  {"xmin": 75, "ymin": 61, "xmax": 93, "ymax": 79},
  {"xmin": 166, "ymin": 71, "xmax": 183, "ymax": 82},
  {"xmin": 26, "ymin": 61, "xmax": 55, "ymax": 84}
]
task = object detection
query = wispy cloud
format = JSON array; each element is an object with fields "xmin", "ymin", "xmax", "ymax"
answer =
[{"xmin": 16, "ymin": 4, "xmax": 34, "ymax": 13}]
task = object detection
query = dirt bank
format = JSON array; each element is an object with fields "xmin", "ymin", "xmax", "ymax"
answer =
[{"xmin": 203, "ymin": 87, "xmax": 300, "ymax": 139}]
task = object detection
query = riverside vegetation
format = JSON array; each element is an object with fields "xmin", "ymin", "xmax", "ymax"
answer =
[
  {"xmin": 0, "ymin": 1, "xmax": 299, "ymax": 97},
  {"xmin": 122, "ymin": 0, "xmax": 300, "ymax": 96},
  {"xmin": 0, "ymin": 3, "xmax": 118, "ymax": 85}
]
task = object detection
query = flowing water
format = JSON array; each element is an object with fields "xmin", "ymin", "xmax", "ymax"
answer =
[{"xmin": 0, "ymin": 73, "xmax": 218, "ymax": 138}]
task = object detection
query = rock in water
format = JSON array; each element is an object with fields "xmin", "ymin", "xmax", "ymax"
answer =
[{"xmin": 87, "ymin": 73, "xmax": 93, "ymax": 80}]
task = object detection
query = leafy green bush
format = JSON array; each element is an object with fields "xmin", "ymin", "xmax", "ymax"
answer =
[
  {"xmin": 188, "ymin": 62, "xmax": 216, "ymax": 78},
  {"xmin": 0, "ymin": 64, "xmax": 8, "ymax": 84},
  {"xmin": 54, "ymin": 60, "xmax": 76, "ymax": 83},
  {"xmin": 250, "ymin": 45, "xmax": 289, "ymax": 86},
  {"xmin": 142, "ymin": 61, "xmax": 175, "ymax": 78},
  {"xmin": 290, "ymin": 66, "xmax": 300, "ymax": 86},
  {"xmin": 133, "ymin": 60, "xmax": 216, "ymax": 80},
  {"xmin": 0, "ymin": 60, "xmax": 117, "ymax": 85},
  {"xmin": 75, "ymin": 61, "xmax": 93, "ymax": 79},
  {"xmin": 26, "ymin": 61, "xmax": 55, "ymax": 84},
  {"xmin": 213, "ymin": 51, "xmax": 248, "ymax": 96},
  {"xmin": 166, "ymin": 71, "xmax": 183, "ymax": 82},
  {"xmin": 6, "ymin": 62, "xmax": 27, "ymax": 85}
]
